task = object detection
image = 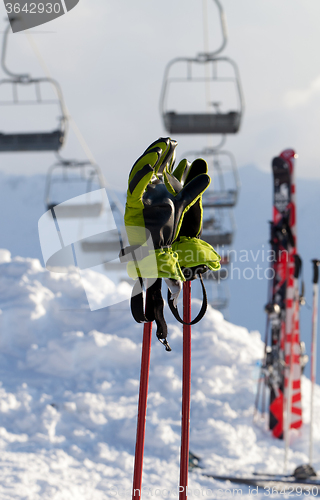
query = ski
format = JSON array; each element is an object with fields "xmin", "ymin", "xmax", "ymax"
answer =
[
  {"xmin": 253, "ymin": 464, "xmax": 317, "ymax": 480},
  {"xmin": 258, "ymin": 150, "xmax": 303, "ymax": 440},
  {"xmin": 203, "ymin": 474, "xmax": 320, "ymax": 494}
]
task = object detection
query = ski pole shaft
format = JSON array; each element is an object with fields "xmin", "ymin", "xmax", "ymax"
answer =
[
  {"xmin": 254, "ymin": 315, "xmax": 270, "ymax": 422},
  {"xmin": 309, "ymin": 260, "xmax": 320, "ymax": 465},
  {"xmin": 132, "ymin": 320, "xmax": 153, "ymax": 499},
  {"xmin": 284, "ymin": 300, "xmax": 296, "ymax": 472},
  {"xmin": 179, "ymin": 280, "xmax": 192, "ymax": 500}
]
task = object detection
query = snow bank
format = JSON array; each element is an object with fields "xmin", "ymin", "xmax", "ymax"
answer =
[{"xmin": 0, "ymin": 252, "xmax": 319, "ymax": 499}]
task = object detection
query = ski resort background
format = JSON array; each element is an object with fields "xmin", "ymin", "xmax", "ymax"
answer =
[{"xmin": 0, "ymin": 0, "xmax": 320, "ymax": 498}]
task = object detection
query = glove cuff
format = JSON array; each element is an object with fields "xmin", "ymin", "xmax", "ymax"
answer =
[
  {"xmin": 172, "ymin": 236, "xmax": 221, "ymax": 271},
  {"xmin": 127, "ymin": 247, "xmax": 185, "ymax": 281}
]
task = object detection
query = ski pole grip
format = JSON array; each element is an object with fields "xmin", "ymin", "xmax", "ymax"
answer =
[
  {"xmin": 312, "ymin": 259, "xmax": 320, "ymax": 284},
  {"xmin": 294, "ymin": 254, "xmax": 302, "ymax": 279}
]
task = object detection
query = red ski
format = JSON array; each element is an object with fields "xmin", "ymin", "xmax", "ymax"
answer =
[
  {"xmin": 256, "ymin": 150, "xmax": 304, "ymax": 440},
  {"xmin": 279, "ymin": 150, "xmax": 302, "ymax": 439}
]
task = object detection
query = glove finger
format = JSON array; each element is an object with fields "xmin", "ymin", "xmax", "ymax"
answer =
[
  {"xmin": 154, "ymin": 138, "xmax": 177, "ymax": 176},
  {"xmin": 174, "ymin": 174, "xmax": 211, "ymax": 239},
  {"xmin": 166, "ymin": 158, "xmax": 190, "ymax": 195},
  {"xmin": 176, "ymin": 173, "xmax": 210, "ymax": 209},
  {"xmin": 177, "ymin": 158, "xmax": 209, "ymax": 237},
  {"xmin": 128, "ymin": 147, "xmax": 162, "ymax": 186},
  {"xmin": 171, "ymin": 159, "xmax": 190, "ymax": 183},
  {"xmin": 184, "ymin": 158, "xmax": 208, "ymax": 184},
  {"xmin": 127, "ymin": 164, "xmax": 154, "ymax": 206},
  {"xmin": 128, "ymin": 138, "xmax": 176, "ymax": 190}
]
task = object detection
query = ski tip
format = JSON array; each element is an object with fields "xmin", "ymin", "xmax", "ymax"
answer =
[
  {"xmin": 272, "ymin": 156, "xmax": 289, "ymax": 172},
  {"xmin": 293, "ymin": 464, "xmax": 317, "ymax": 480}
]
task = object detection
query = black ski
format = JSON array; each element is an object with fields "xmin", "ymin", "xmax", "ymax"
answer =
[{"xmin": 204, "ymin": 474, "xmax": 320, "ymax": 494}]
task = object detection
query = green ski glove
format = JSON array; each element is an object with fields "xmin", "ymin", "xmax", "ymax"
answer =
[
  {"xmin": 123, "ymin": 137, "xmax": 211, "ymax": 351},
  {"xmin": 124, "ymin": 138, "xmax": 211, "ymax": 280}
]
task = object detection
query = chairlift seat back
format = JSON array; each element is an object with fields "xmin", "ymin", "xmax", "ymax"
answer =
[
  {"xmin": 48, "ymin": 201, "xmax": 103, "ymax": 218},
  {"xmin": 164, "ymin": 111, "xmax": 240, "ymax": 134},
  {"xmin": 210, "ymin": 297, "xmax": 228, "ymax": 310},
  {"xmin": 81, "ymin": 233, "xmax": 121, "ymax": 253},
  {"xmin": 0, "ymin": 130, "xmax": 64, "ymax": 152},
  {"xmin": 202, "ymin": 189, "xmax": 237, "ymax": 208}
]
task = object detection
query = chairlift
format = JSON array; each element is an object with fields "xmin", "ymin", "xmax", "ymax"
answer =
[
  {"xmin": 0, "ymin": 18, "xmax": 67, "ymax": 152},
  {"xmin": 209, "ymin": 282, "xmax": 230, "ymax": 311},
  {"xmin": 201, "ymin": 208, "xmax": 236, "ymax": 247},
  {"xmin": 159, "ymin": 1, "xmax": 244, "ymax": 135},
  {"xmin": 196, "ymin": 271, "xmax": 229, "ymax": 311},
  {"xmin": 183, "ymin": 148, "xmax": 240, "ymax": 208},
  {"xmin": 81, "ymin": 232, "xmax": 121, "ymax": 254},
  {"xmin": 79, "ymin": 201, "xmax": 124, "ymax": 256},
  {"xmin": 45, "ymin": 158, "xmax": 105, "ymax": 217}
]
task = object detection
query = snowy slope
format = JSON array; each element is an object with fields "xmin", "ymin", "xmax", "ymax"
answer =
[{"xmin": 0, "ymin": 250, "xmax": 319, "ymax": 499}]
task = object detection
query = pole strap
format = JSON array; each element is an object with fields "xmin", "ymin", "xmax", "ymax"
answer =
[
  {"xmin": 131, "ymin": 278, "xmax": 170, "ymax": 349},
  {"xmin": 167, "ymin": 273, "xmax": 207, "ymax": 326}
]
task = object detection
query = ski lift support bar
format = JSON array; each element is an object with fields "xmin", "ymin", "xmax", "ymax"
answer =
[{"xmin": 0, "ymin": 18, "xmax": 68, "ymax": 152}]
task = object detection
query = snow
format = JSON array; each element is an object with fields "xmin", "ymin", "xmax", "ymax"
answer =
[{"xmin": 0, "ymin": 247, "xmax": 319, "ymax": 499}]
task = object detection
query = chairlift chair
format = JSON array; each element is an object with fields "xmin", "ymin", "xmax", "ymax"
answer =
[
  {"xmin": 80, "ymin": 227, "xmax": 123, "ymax": 264},
  {"xmin": 80, "ymin": 197, "xmax": 125, "ymax": 255},
  {"xmin": 201, "ymin": 208, "xmax": 235, "ymax": 247},
  {"xmin": 183, "ymin": 148, "xmax": 240, "ymax": 208},
  {"xmin": 0, "ymin": 18, "xmax": 67, "ymax": 152},
  {"xmin": 160, "ymin": 0, "xmax": 244, "ymax": 135},
  {"xmin": 45, "ymin": 159, "xmax": 105, "ymax": 217},
  {"xmin": 199, "ymin": 272, "xmax": 230, "ymax": 311},
  {"xmin": 81, "ymin": 232, "xmax": 121, "ymax": 254},
  {"xmin": 210, "ymin": 283, "xmax": 230, "ymax": 311},
  {"xmin": 160, "ymin": 56, "xmax": 244, "ymax": 135},
  {"xmin": 203, "ymin": 150, "xmax": 240, "ymax": 208},
  {"xmin": 207, "ymin": 275, "xmax": 230, "ymax": 311}
]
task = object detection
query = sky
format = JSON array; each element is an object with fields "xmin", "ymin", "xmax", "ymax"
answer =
[{"xmin": 1, "ymin": 0, "xmax": 320, "ymax": 189}]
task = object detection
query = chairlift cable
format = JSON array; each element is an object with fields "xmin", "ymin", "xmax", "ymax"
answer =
[
  {"xmin": 198, "ymin": 0, "xmax": 228, "ymax": 59},
  {"xmin": 202, "ymin": 0, "xmax": 216, "ymax": 150},
  {"xmin": 202, "ymin": 0, "xmax": 211, "ymax": 110}
]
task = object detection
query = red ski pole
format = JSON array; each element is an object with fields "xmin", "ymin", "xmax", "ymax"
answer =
[
  {"xmin": 132, "ymin": 320, "xmax": 153, "ymax": 499},
  {"xmin": 309, "ymin": 259, "xmax": 320, "ymax": 465},
  {"xmin": 179, "ymin": 280, "xmax": 192, "ymax": 500}
]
